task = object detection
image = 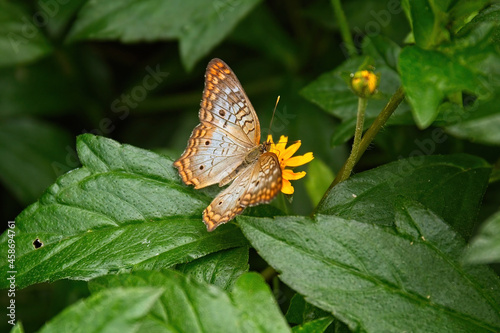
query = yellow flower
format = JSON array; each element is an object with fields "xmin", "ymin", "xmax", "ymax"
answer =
[{"xmin": 267, "ymin": 135, "xmax": 314, "ymax": 194}]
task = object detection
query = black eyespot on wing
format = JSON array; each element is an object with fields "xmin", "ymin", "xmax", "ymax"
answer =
[
  {"xmin": 205, "ymin": 140, "xmax": 210, "ymax": 145},
  {"xmin": 200, "ymin": 165, "xmax": 204, "ymax": 170},
  {"xmin": 219, "ymin": 110, "xmax": 226, "ymax": 117}
]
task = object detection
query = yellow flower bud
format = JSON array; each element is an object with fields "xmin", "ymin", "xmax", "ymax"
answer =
[{"xmin": 350, "ymin": 70, "xmax": 379, "ymax": 98}]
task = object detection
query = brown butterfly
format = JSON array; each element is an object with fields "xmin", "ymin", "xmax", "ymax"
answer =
[{"xmin": 174, "ymin": 59, "xmax": 282, "ymax": 231}]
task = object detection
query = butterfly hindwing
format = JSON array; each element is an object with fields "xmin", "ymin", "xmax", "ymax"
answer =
[{"xmin": 203, "ymin": 152, "xmax": 282, "ymax": 231}]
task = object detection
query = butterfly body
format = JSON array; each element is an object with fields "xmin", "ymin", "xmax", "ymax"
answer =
[{"xmin": 174, "ymin": 59, "xmax": 282, "ymax": 231}]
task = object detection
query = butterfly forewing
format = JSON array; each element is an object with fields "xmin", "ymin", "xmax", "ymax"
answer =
[
  {"xmin": 174, "ymin": 59, "xmax": 261, "ymax": 189},
  {"xmin": 203, "ymin": 152, "xmax": 282, "ymax": 231},
  {"xmin": 201, "ymin": 59, "xmax": 261, "ymax": 145}
]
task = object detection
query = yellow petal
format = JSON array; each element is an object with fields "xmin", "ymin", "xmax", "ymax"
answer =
[
  {"xmin": 282, "ymin": 140, "xmax": 302, "ymax": 161},
  {"xmin": 285, "ymin": 152, "xmax": 314, "ymax": 167},
  {"xmin": 281, "ymin": 179, "xmax": 294, "ymax": 194},
  {"xmin": 266, "ymin": 134, "xmax": 274, "ymax": 144},
  {"xmin": 275, "ymin": 135, "xmax": 288, "ymax": 152},
  {"xmin": 283, "ymin": 169, "xmax": 306, "ymax": 180}
]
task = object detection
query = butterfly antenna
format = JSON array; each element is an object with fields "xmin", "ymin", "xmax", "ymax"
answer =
[{"xmin": 267, "ymin": 96, "xmax": 280, "ymax": 140}]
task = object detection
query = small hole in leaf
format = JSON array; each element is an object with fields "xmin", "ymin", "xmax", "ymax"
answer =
[{"xmin": 33, "ymin": 238, "xmax": 43, "ymax": 249}]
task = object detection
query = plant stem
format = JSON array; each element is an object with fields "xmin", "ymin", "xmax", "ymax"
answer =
[
  {"xmin": 313, "ymin": 86, "xmax": 405, "ymax": 214},
  {"xmin": 340, "ymin": 97, "xmax": 367, "ymax": 182},
  {"xmin": 330, "ymin": 0, "xmax": 356, "ymax": 58}
]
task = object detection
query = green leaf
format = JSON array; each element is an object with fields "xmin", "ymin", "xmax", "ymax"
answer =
[
  {"xmin": 445, "ymin": 96, "xmax": 500, "ymax": 145},
  {"xmin": 457, "ymin": 3, "xmax": 500, "ymax": 42},
  {"xmin": 239, "ymin": 201, "xmax": 500, "ymax": 332},
  {"xmin": 449, "ymin": 0, "xmax": 492, "ymax": 34},
  {"xmin": 0, "ymin": 134, "xmax": 247, "ymax": 289},
  {"xmin": 0, "ymin": 1, "xmax": 52, "ymax": 67},
  {"xmin": 407, "ymin": 0, "xmax": 450, "ymax": 49},
  {"xmin": 285, "ymin": 293, "xmax": 331, "ymax": 325},
  {"xmin": 291, "ymin": 317, "xmax": 334, "ymax": 333},
  {"xmin": 89, "ymin": 270, "xmax": 291, "ymax": 333},
  {"xmin": 0, "ymin": 118, "xmax": 74, "ymax": 205},
  {"xmin": 231, "ymin": 272, "xmax": 291, "ymax": 333},
  {"xmin": 317, "ymin": 154, "xmax": 490, "ymax": 239},
  {"xmin": 305, "ymin": 158, "xmax": 334, "ymax": 207},
  {"xmin": 399, "ymin": 46, "xmax": 481, "ymax": 128},
  {"xmin": 9, "ymin": 322, "xmax": 24, "ymax": 333},
  {"xmin": 465, "ymin": 210, "xmax": 500, "ymax": 264},
  {"xmin": 39, "ymin": 287, "xmax": 164, "ymax": 333},
  {"xmin": 37, "ymin": 0, "xmax": 87, "ymax": 39},
  {"xmin": 67, "ymin": 0, "xmax": 261, "ymax": 70},
  {"xmin": 176, "ymin": 246, "xmax": 249, "ymax": 290}
]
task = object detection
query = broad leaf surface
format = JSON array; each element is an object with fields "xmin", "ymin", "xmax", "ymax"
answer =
[
  {"xmin": 176, "ymin": 246, "xmax": 249, "ymax": 290},
  {"xmin": 317, "ymin": 154, "xmax": 490, "ymax": 238},
  {"xmin": 444, "ymin": 96, "xmax": 500, "ymax": 145},
  {"xmin": 0, "ymin": 1, "xmax": 52, "ymax": 67},
  {"xmin": 66, "ymin": 0, "xmax": 261, "ymax": 70},
  {"xmin": 239, "ymin": 201, "xmax": 500, "ymax": 332},
  {"xmin": 89, "ymin": 270, "xmax": 291, "ymax": 333},
  {"xmin": 398, "ymin": 46, "xmax": 479, "ymax": 128},
  {"xmin": 0, "ymin": 134, "xmax": 247, "ymax": 288},
  {"xmin": 39, "ymin": 287, "xmax": 164, "ymax": 333},
  {"xmin": 0, "ymin": 118, "xmax": 74, "ymax": 205},
  {"xmin": 466, "ymin": 210, "xmax": 500, "ymax": 264}
]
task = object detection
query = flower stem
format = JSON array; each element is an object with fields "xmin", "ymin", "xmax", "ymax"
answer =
[
  {"xmin": 330, "ymin": 0, "xmax": 356, "ymax": 58},
  {"xmin": 340, "ymin": 96, "xmax": 367, "ymax": 182},
  {"xmin": 313, "ymin": 86, "xmax": 405, "ymax": 214}
]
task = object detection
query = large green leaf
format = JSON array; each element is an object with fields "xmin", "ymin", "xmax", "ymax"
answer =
[
  {"xmin": 0, "ymin": 118, "xmax": 74, "ymax": 205},
  {"xmin": 0, "ymin": 1, "xmax": 52, "ymax": 67},
  {"xmin": 465, "ymin": 210, "xmax": 500, "ymax": 264},
  {"xmin": 0, "ymin": 134, "xmax": 247, "ymax": 289},
  {"xmin": 66, "ymin": 0, "xmax": 261, "ymax": 70},
  {"xmin": 239, "ymin": 201, "xmax": 500, "ymax": 332},
  {"xmin": 88, "ymin": 270, "xmax": 291, "ymax": 333},
  {"xmin": 398, "ymin": 46, "xmax": 480, "ymax": 128},
  {"xmin": 39, "ymin": 287, "xmax": 164, "ymax": 333},
  {"xmin": 317, "ymin": 154, "xmax": 490, "ymax": 238},
  {"xmin": 176, "ymin": 246, "xmax": 249, "ymax": 290}
]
